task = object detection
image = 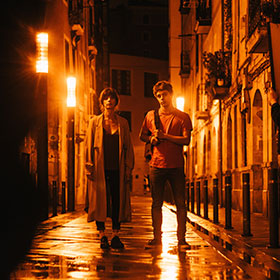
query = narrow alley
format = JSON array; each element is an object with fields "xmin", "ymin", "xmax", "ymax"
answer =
[{"xmin": 11, "ymin": 196, "xmax": 248, "ymax": 280}]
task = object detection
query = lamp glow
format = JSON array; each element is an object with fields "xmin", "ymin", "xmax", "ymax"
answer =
[
  {"xmin": 36, "ymin": 32, "xmax": 48, "ymax": 73},
  {"xmin": 67, "ymin": 77, "xmax": 76, "ymax": 107},
  {"xmin": 176, "ymin": 97, "xmax": 185, "ymax": 111}
]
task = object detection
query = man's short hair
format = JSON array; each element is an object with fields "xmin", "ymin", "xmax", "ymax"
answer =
[
  {"xmin": 99, "ymin": 87, "xmax": 119, "ymax": 108},
  {"xmin": 153, "ymin": 80, "xmax": 173, "ymax": 96}
]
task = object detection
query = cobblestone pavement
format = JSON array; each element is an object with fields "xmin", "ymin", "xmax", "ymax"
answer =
[{"xmin": 11, "ymin": 196, "xmax": 249, "ymax": 279}]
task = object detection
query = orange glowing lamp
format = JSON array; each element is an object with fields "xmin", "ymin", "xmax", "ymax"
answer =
[
  {"xmin": 176, "ymin": 97, "xmax": 185, "ymax": 111},
  {"xmin": 67, "ymin": 77, "xmax": 76, "ymax": 107},
  {"xmin": 36, "ymin": 32, "xmax": 48, "ymax": 73}
]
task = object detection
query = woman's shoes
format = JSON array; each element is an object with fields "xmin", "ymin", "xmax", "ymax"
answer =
[
  {"xmin": 111, "ymin": 236, "xmax": 124, "ymax": 249},
  {"xmin": 100, "ymin": 236, "xmax": 110, "ymax": 249},
  {"xmin": 100, "ymin": 235, "xmax": 124, "ymax": 249}
]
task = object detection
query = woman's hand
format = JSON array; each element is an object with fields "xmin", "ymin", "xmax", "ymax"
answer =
[
  {"xmin": 125, "ymin": 169, "xmax": 132, "ymax": 183},
  {"xmin": 86, "ymin": 162, "xmax": 94, "ymax": 173},
  {"xmin": 86, "ymin": 162, "xmax": 94, "ymax": 181},
  {"xmin": 86, "ymin": 173, "xmax": 94, "ymax": 181}
]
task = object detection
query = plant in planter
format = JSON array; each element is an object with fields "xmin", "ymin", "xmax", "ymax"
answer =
[{"xmin": 202, "ymin": 50, "xmax": 231, "ymax": 88}]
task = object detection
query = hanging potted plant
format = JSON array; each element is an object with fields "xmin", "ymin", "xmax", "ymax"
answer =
[{"xmin": 203, "ymin": 50, "xmax": 231, "ymax": 98}]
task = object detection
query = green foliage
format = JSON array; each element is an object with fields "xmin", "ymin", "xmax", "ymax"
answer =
[{"xmin": 202, "ymin": 50, "xmax": 231, "ymax": 87}]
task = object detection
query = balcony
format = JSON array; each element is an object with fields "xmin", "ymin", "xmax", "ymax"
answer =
[
  {"xmin": 204, "ymin": 78, "xmax": 230, "ymax": 99},
  {"xmin": 247, "ymin": 24, "xmax": 268, "ymax": 53},
  {"xmin": 203, "ymin": 50, "xmax": 231, "ymax": 99},
  {"xmin": 196, "ymin": 110, "xmax": 210, "ymax": 120},
  {"xmin": 195, "ymin": 0, "xmax": 211, "ymax": 34},
  {"xmin": 247, "ymin": 0, "xmax": 269, "ymax": 53}
]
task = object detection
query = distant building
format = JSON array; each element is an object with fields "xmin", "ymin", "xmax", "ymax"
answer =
[
  {"xmin": 109, "ymin": 0, "xmax": 169, "ymax": 60},
  {"xmin": 110, "ymin": 53, "xmax": 168, "ymax": 193},
  {"xmin": 108, "ymin": 1, "xmax": 169, "ymax": 194},
  {"xmin": 17, "ymin": 0, "xmax": 107, "ymax": 216}
]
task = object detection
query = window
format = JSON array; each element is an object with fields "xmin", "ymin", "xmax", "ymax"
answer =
[
  {"xmin": 112, "ymin": 69, "xmax": 131, "ymax": 95},
  {"xmin": 143, "ymin": 14, "xmax": 150, "ymax": 24},
  {"xmin": 143, "ymin": 49, "xmax": 151, "ymax": 57},
  {"xmin": 65, "ymin": 39, "xmax": 70, "ymax": 74},
  {"xmin": 118, "ymin": 111, "xmax": 132, "ymax": 131},
  {"xmin": 142, "ymin": 31, "xmax": 151, "ymax": 42},
  {"xmin": 144, "ymin": 72, "xmax": 158, "ymax": 97}
]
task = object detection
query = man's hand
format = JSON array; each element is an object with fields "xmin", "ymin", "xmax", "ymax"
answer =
[
  {"xmin": 154, "ymin": 129, "xmax": 166, "ymax": 140},
  {"xmin": 268, "ymin": 88, "xmax": 278, "ymax": 106},
  {"xmin": 150, "ymin": 135, "xmax": 160, "ymax": 145}
]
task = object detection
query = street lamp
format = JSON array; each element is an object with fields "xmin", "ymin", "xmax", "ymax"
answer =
[
  {"xmin": 36, "ymin": 32, "xmax": 49, "ymax": 220},
  {"xmin": 176, "ymin": 96, "xmax": 185, "ymax": 111},
  {"xmin": 36, "ymin": 32, "xmax": 48, "ymax": 73},
  {"xmin": 67, "ymin": 76, "xmax": 76, "ymax": 211},
  {"xmin": 67, "ymin": 77, "xmax": 76, "ymax": 107}
]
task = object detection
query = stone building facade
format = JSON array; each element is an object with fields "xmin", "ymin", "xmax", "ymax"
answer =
[{"xmin": 169, "ymin": 0, "xmax": 279, "ymax": 216}]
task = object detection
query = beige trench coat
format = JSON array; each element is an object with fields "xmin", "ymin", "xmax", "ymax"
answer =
[{"xmin": 85, "ymin": 113, "xmax": 134, "ymax": 223}]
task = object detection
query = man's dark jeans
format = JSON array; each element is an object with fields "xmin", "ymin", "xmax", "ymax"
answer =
[{"xmin": 149, "ymin": 167, "xmax": 186, "ymax": 241}]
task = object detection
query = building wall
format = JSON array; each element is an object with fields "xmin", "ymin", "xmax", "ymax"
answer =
[
  {"xmin": 110, "ymin": 53, "xmax": 168, "ymax": 194},
  {"xmin": 169, "ymin": 0, "xmax": 275, "ymax": 216},
  {"xmin": 19, "ymin": 0, "xmax": 99, "ymax": 212},
  {"xmin": 45, "ymin": 0, "xmax": 98, "ymax": 207},
  {"xmin": 109, "ymin": 1, "xmax": 168, "ymax": 60}
]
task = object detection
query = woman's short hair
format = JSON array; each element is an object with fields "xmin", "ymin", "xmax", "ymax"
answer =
[
  {"xmin": 99, "ymin": 87, "xmax": 119, "ymax": 108},
  {"xmin": 153, "ymin": 80, "xmax": 173, "ymax": 96}
]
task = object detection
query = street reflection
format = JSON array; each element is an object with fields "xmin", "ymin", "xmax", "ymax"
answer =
[{"xmin": 11, "ymin": 197, "xmax": 248, "ymax": 279}]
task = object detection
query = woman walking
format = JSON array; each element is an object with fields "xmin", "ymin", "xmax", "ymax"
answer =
[{"xmin": 85, "ymin": 87, "xmax": 134, "ymax": 249}]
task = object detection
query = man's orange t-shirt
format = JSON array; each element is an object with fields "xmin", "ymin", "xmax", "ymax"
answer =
[{"xmin": 141, "ymin": 108, "xmax": 193, "ymax": 168}]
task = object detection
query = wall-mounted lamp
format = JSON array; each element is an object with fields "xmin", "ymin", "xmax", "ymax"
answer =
[
  {"xmin": 36, "ymin": 32, "xmax": 48, "ymax": 73},
  {"xmin": 67, "ymin": 77, "xmax": 76, "ymax": 107},
  {"xmin": 176, "ymin": 97, "xmax": 185, "ymax": 111}
]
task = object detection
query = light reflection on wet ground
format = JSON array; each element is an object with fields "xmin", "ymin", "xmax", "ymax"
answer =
[{"xmin": 11, "ymin": 196, "xmax": 249, "ymax": 279}]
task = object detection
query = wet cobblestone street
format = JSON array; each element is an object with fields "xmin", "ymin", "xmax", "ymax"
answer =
[{"xmin": 11, "ymin": 196, "xmax": 249, "ymax": 279}]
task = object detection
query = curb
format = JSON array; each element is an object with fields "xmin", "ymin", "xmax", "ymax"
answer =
[{"xmin": 165, "ymin": 204, "xmax": 280, "ymax": 280}]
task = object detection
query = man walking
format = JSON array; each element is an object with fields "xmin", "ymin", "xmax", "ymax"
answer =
[{"xmin": 139, "ymin": 81, "xmax": 192, "ymax": 249}]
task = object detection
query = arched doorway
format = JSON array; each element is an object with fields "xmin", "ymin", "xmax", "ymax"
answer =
[{"xmin": 252, "ymin": 90, "xmax": 263, "ymax": 213}]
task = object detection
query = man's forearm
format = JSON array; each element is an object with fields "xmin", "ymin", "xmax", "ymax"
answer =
[
  {"xmin": 164, "ymin": 134, "xmax": 190, "ymax": 146},
  {"xmin": 139, "ymin": 132, "xmax": 151, "ymax": 143}
]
